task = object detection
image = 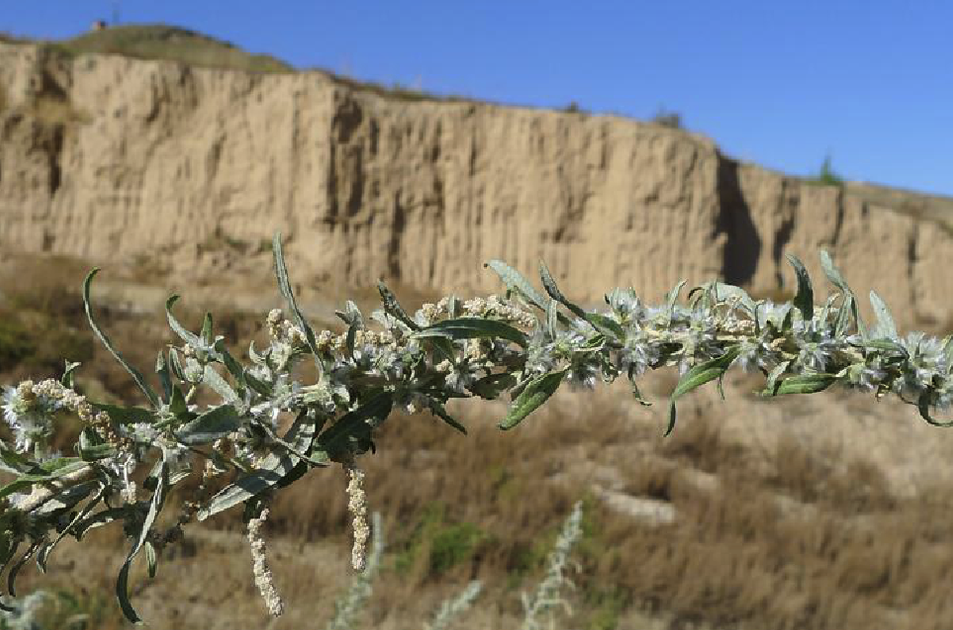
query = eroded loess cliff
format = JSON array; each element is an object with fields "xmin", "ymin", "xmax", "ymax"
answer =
[{"xmin": 0, "ymin": 41, "xmax": 950, "ymax": 328}]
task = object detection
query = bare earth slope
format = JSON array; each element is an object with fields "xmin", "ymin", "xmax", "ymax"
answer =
[{"xmin": 1, "ymin": 40, "xmax": 951, "ymax": 330}]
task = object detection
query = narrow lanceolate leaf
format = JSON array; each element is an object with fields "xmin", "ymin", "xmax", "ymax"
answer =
[
  {"xmin": 666, "ymin": 346, "xmax": 741, "ymax": 437},
  {"xmin": 116, "ymin": 458, "xmax": 168, "ymax": 624},
  {"xmin": 164, "ymin": 295, "xmax": 204, "ymax": 348},
  {"xmin": 377, "ymin": 281, "xmax": 420, "ymax": 331},
  {"xmin": 499, "ymin": 369, "xmax": 567, "ymax": 430},
  {"xmin": 546, "ymin": 298, "xmax": 559, "ymax": 341},
  {"xmin": 200, "ymin": 312, "xmax": 214, "ymax": 348},
  {"xmin": 272, "ymin": 233, "xmax": 322, "ymax": 366},
  {"xmin": 84, "ymin": 269, "xmax": 160, "ymax": 409},
  {"xmin": 869, "ymin": 291, "xmax": 898, "ymax": 340},
  {"xmin": 90, "ymin": 403, "xmax": 154, "ymax": 426},
  {"xmin": 0, "ymin": 459, "xmax": 89, "ymax": 500},
  {"xmin": 819, "ymin": 250, "xmax": 868, "ymax": 340},
  {"xmin": 537, "ymin": 260, "xmax": 582, "ymax": 326},
  {"xmin": 468, "ymin": 372, "xmax": 518, "ymax": 400},
  {"xmin": 485, "ymin": 260, "xmax": 549, "ymax": 311},
  {"xmin": 214, "ymin": 340, "xmax": 247, "ymax": 393},
  {"xmin": 786, "ymin": 254, "xmax": 814, "ymax": 321},
  {"xmin": 199, "ymin": 412, "xmax": 318, "ymax": 521},
  {"xmin": 765, "ymin": 360, "xmax": 791, "ymax": 395},
  {"xmin": 61, "ymin": 360, "xmax": 82, "ymax": 388},
  {"xmin": 429, "ymin": 401, "xmax": 467, "ymax": 435},
  {"xmin": 919, "ymin": 390, "xmax": 953, "ymax": 427},
  {"xmin": 315, "ymin": 391, "xmax": 394, "ymax": 459},
  {"xmin": 176, "ymin": 404, "xmax": 243, "ymax": 445},
  {"xmin": 819, "ymin": 250, "xmax": 851, "ymax": 294},
  {"xmin": 36, "ymin": 484, "xmax": 105, "ymax": 572},
  {"xmin": 156, "ymin": 351, "xmax": 173, "ymax": 403},
  {"xmin": 202, "ymin": 365, "xmax": 240, "ymax": 405},
  {"xmin": 666, "ymin": 280, "xmax": 688, "ymax": 324},
  {"xmin": 763, "ymin": 373, "xmax": 838, "ymax": 396},
  {"xmin": 414, "ymin": 318, "xmax": 528, "ymax": 348}
]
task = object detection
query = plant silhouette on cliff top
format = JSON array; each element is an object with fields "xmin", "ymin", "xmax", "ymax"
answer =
[{"xmin": 0, "ymin": 234, "xmax": 950, "ymax": 624}]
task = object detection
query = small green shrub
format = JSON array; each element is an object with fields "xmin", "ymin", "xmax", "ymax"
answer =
[
  {"xmin": 651, "ymin": 108, "xmax": 683, "ymax": 129},
  {"xmin": 808, "ymin": 154, "xmax": 845, "ymax": 186}
]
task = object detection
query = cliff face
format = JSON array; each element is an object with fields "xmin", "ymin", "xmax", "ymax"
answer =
[{"xmin": 1, "ymin": 42, "xmax": 950, "ymax": 328}]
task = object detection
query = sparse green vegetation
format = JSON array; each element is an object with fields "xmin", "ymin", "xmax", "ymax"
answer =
[
  {"xmin": 807, "ymin": 154, "xmax": 845, "ymax": 186},
  {"xmin": 37, "ymin": 24, "xmax": 293, "ymax": 74},
  {"xmin": 651, "ymin": 108, "xmax": 683, "ymax": 129}
]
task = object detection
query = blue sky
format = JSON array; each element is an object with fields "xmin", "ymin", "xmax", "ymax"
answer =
[{"xmin": 6, "ymin": 2, "xmax": 951, "ymax": 195}]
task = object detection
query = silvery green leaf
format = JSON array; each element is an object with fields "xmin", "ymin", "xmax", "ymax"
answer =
[
  {"xmin": 447, "ymin": 295, "xmax": 459, "ymax": 318},
  {"xmin": 214, "ymin": 340, "xmax": 247, "ymax": 391},
  {"xmin": 468, "ymin": 373, "xmax": 518, "ymax": 400},
  {"xmin": 243, "ymin": 368, "xmax": 272, "ymax": 397},
  {"xmin": 765, "ymin": 360, "xmax": 791, "ymax": 395},
  {"xmin": 272, "ymin": 233, "xmax": 322, "ymax": 368},
  {"xmin": 72, "ymin": 506, "xmax": 128, "ymax": 538},
  {"xmin": 819, "ymin": 250, "xmax": 850, "ymax": 294},
  {"xmin": 538, "ymin": 260, "xmax": 588, "ymax": 325},
  {"xmin": 919, "ymin": 390, "xmax": 953, "ymax": 427},
  {"xmin": 84, "ymin": 269, "xmax": 160, "ymax": 409},
  {"xmin": 627, "ymin": 364, "xmax": 652, "ymax": 406},
  {"xmin": 666, "ymin": 280, "xmax": 687, "ymax": 324},
  {"xmin": 7, "ymin": 541, "xmax": 39, "ymax": 597},
  {"xmin": 833, "ymin": 295, "xmax": 853, "ymax": 337},
  {"xmin": 0, "ymin": 459, "xmax": 89, "ymax": 501},
  {"xmin": 61, "ymin": 360, "xmax": 81, "ymax": 388},
  {"xmin": 248, "ymin": 340, "xmax": 267, "ymax": 365},
  {"xmin": 546, "ymin": 298, "xmax": 559, "ymax": 341},
  {"xmin": 428, "ymin": 401, "xmax": 467, "ymax": 435},
  {"xmin": 164, "ymin": 295, "xmax": 203, "ymax": 348},
  {"xmin": 199, "ymin": 412, "xmax": 318, "ymax": 521},
  {"xmin": 259, "ymin": 415, "xmax": 329, "ymax": 467},
  {"xmin": 869, "ymin": 291, "xmax": 898, "ymax": 340},
  {"xmin": 36, "ymin": 484, "xmax": 105, "ymax": 573},
  {"xmin": 666, "ymin": 346, "xmax": 741, "ymax": 437},
  {"xmin": 203, "ymin": 365, "xmax": 240, "ymax": 405},
  {"xmin": 763, "ymin": 373, "xmax": 837, "ymax": 396},
  {"xmin": 703, "ymin": 282, "xmax": 757, "ymax": 316},
  {"xmin": 485, "ymin": 260, "xmax": 548, "ymax": 312},
  {"xmin": 168, "ymin": 384, "xmax": 189, "ymax": 418},
  {"xmin": 786, "ymin": 254, "xmax": 814, "ymax": 321},
  {"xmin": 200, "ymin": 312, "xmax": 214, "ymax": 347},
  {"xmin": 168, "ymin": 347, "xmax": 187, "ymax": 381},
  {"xmin": 413, "ymin": 317, "xmax": 528, "ymax": 348},
  {"xmin": 499, "ymin": 369, "xmax": 567, "ymax": 430},
  {"xmin": 78, "ymin": 427, "xmax": 116, "ymax": 461},
  {"xmin": 145, "ymin": 541, "xmax": 157, "ymax": 579},
  {"xmin": 377, "ymin": 281, "xmax": 420, "ymax": 331},
  {"xmin": 0, "ymin": 443, "xmax": 36, "ymax": 474},
  {"xmin": 91, "ymin": 403, "xmax": 153, "ymax": 425},
  {"xmin": 315, "ymin": 391, "xmax": 393, "ymax": 459},
  {"xmin": 819, "ymin": 251, "xmax": 868, "ymax": 340},
  {"xmin": 346, "ymin": 320, "xmax": 358, "ymax": 360},
  {"xmin": 116, "ymin": 458, "xmax": 167, "ymax": 623},
  {"xmin": 861, "ymin": 339, "xmax": 909, "ymax": 358},
  {"xmin": 176, "ymin": 404, "xmax": 243, "ymax": 445},
  {"xmin": 156, "ymin": 351, "xmax": 172, "ymax": 403}
]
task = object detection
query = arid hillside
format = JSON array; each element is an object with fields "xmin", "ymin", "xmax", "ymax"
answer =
[{"xmin": 1, "ymin": 31, "xmax": 951, "ymax": 331}]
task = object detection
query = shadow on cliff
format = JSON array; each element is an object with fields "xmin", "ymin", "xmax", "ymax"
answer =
[{"xmin": 715, "ymin": 155, "xmax": 760, "ymax": 286}]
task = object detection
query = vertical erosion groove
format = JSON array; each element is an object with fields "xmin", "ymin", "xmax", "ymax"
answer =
[{"xmin": 715, "ymin": 155, "xmax": 760, "ymax": 286}]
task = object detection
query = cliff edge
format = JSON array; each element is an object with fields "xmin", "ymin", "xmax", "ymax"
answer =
[{"xmin": 1, "ymin": 38, "xmax": 950, "ymax": 329}]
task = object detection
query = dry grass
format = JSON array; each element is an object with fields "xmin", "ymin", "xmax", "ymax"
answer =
[{"xmin": 6, "ymin": 266, "xmax": 953, "ymax": 629}]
